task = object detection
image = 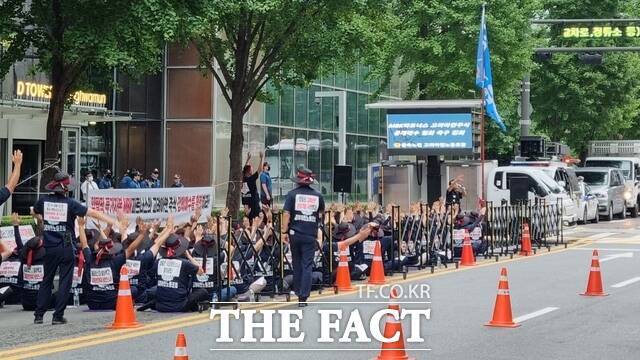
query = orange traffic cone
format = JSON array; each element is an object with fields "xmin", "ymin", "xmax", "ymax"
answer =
[
  {"xmin": 368, "ymin": 241, "xmax": 386, "ymax": 285},
  {"xmin": 485, "ymin": 267, "xmax": 520, "ymax": 328},
  {"xmin": 107, "ymin": 266, "xmax": 142, "ymax": 329},
  {"xmin": 373, "ymin": 289, "xmax": 414, "ymax": 360},
  {"xmin": 459, "ymin": 229, "xmax": 475, "ymax": 266},
  {"xmin": 335, "ymin": 243, "xmax": 354, "ymax": 291},
  {"xmin": 174, "ymin": 332, "xmax": 189, "ymax": 360},
  {"xmin": 581, "ymin": 250, "xmax": 608, "ymax": 297},
  {"xmin": 519, "ymin": 223, "xmax": 533, "ymax": 256}
]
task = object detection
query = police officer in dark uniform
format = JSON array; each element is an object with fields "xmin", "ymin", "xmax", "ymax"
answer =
[
  {"xmin": 282, "ymin": 166, "xmax": 325, "ymax": 307},
  {"xmin": 33, "ymin": 171, "xmax": 117, "ymax": 325}
]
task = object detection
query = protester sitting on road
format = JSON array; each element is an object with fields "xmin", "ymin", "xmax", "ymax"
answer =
[
  {"xmin": 323, "ymin": 222, "xmax": 373, "ymax": 282},
  {"xmin": 80, "ymin": 216, "xmax": 148, "ymax": 310},
  {"xmin": 143, "ymin": 224, "xmax": 207, "ymax": 312},
  {"xmin": 0, "ymin": 225, "xmax": 24, "ymax": 306},
  {"xmin": 190, "ymin": 225, "xmax": 231, "ymax": 305},
  {"xmin": 121, "ymin": 221, "xmax": 156, "ymax": 303},
  {"xmin": 11, "ymin": 213, "xmax": 49, "ymax": 311}
]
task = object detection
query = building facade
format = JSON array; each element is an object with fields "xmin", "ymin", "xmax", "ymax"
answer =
[{"xmin": 0, "ymin": 43, "xmax": 406, "ymax": 213}]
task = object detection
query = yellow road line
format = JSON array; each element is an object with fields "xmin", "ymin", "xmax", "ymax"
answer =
[{"xmin": 1, "ymin": 238, "xmax": 591, "ymax": 359}]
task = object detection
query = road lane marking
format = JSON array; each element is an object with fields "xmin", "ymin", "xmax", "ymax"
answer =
[
  {"xmin": 585, "ymin": 233, "xmax": 618, "ymax": 240},
  {"xmin": 600, "ymin": 252, "xmax": 634, "ymax": 262},
  {"xmin": 513, "ymin": 307, "xmax": 559, "ymax": 323},
  {"xmin": 570, "ymin": 247, "xmax": 640, "ymax": 252},
  {"xmin": 611, "ymin": 277, "xmax": 640, "ymax": 288},
  {"xmin": 1, "ymin": 239, "xmax": 589, "ymax": 359}
]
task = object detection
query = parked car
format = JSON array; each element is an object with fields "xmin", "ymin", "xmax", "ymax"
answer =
[
  {"xmin": 575, "ymin": 168, "xmax": 626, "ymax": 221},
  {"xmin": 576, "ymin": 180, "xmax": 599, "ymax": 224},
  {"xmin": 487, "ymin": 166, "xmax": 577, "ymax": 224},
  {"xmin": 510, "ymin": 160, "xmax": 585, "ymax": 222}
]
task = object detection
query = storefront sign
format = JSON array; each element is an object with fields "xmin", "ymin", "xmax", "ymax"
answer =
[
  {"xmin": 87, "ymin": 187, "xmax": 213, "ymax": 226},
  {"xmin": 386, "ymin": 113, "xmax": 473, "ymax": 155},
  {"xmin": 15, "ymin": 80, "xmax": 107, "ymax": 109},
  {"xmin": 562, "ymin": 25, "xmax": 640, "ymax": 39}
]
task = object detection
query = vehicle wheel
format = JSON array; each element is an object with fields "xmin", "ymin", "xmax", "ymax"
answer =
[
  {"xmin": 580, "ymin": 208, "xmax": 588, "ymax": 225},
  {"xmin": 632, "ymin": 202, "xmax": 640, "ymax": 218},
  {"xmin": 605, "ymin": 205, "xmax": 614, "ymax": 221},
  {"xmin": 593, "ymin": 211, "xmax": 600, "ymax": 224},
  {"xmin": 620, "ymin": 206, "xmax": 627, "ymax": 220}
]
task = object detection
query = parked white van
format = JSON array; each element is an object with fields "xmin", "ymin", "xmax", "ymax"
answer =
[{"xmin": 487, "ymin": 166, "xmax": 577, "ymax": 224}]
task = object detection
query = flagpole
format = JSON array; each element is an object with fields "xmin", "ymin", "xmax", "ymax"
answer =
[{"xmin": 480, "ymin": 89, "xmax": 485, "ymax": 204}]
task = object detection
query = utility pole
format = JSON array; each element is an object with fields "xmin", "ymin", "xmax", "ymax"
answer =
[{"xmin": 520, "ymin": 73, "xmax": 531, "ymax": 137}]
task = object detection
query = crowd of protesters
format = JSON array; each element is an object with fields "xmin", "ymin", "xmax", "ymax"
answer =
[{"xmin": 0, "ymin": 149, "xmax": 486, "ymax": 323}]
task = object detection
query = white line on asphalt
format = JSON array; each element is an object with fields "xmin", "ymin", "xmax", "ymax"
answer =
[
  {"xmin": 210, "ymin": 349, "xmax": 432, "ymax": 351},
  {"xmin": 585, "ymin": 233, "xmax": 618, "ymax": 240},
  {"xmin": 513, "ymin": 307, "xmax": 559, "ymax": 323},
  {"xmin": 600, "ymin": 252, "xmax": 634, "ymax": 262},
  {"xmin": 570, "ymin": 247, "xmax": 640, "ymax": 252},
  {"xmin": 611, "ymin": 277, "xmax": 640, "ymax": 288}
]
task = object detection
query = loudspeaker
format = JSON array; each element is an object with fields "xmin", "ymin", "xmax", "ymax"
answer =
[{"xmin": 333, "ymin": 165, "xmax": 352, "ymax": 193}]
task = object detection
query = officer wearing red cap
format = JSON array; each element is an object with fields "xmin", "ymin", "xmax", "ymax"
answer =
[
  {"xmin": 33, "ymin": 170, "xmax": 118, "ymax": 325},
  {"xmin": 282, "ymin": 166, "xmax": 325, "ymax": 307}
]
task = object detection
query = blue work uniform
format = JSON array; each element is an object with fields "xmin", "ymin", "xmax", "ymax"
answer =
[
  {"xmin": 98, "ymin": 177, "xmax": 112, "ymax": 189},
  {"xmin": 152, "ymin": 257, "xmax": 199, "ymax": 312},
  {"xmin": 126, "ymin": 249, "xmax": 156, "ymax": 303},
  {"xmin": 33, "ymin": 194, "xmax": 88, "ymax": 320},
  {"xmin": 283, "ymin": 185, "xmax": 325, "ymax": 300},
  {"xmin": 15, "ymin": 226, "xmax": 47, "ymax": 311},
  {"xmin": 82, "ymin": 247, "xmax": 126, "ymax": 310}
]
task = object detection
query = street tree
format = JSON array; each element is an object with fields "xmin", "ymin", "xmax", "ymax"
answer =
[
  {"xmin": 0, "ymin": 0, "xmax": 177, "ymax": 177},
  {"xmin": 531, "ymin": 0, "xmax": 640, "ymax": 158},
  {"xmin": 371, "ymin": 0, "xmax": 540, "ymax": 160},
  {"xmin": 178, "ymin": 0, "xmax": 394, "ymax": 215}
]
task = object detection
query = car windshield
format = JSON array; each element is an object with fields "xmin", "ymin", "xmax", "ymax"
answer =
[
  {"xmin": 585, "ymin": 160, "xmax": 632, "ymax": 180},
  {"xmin": 536, "ymin": 172, "xmax": 563, "ymax": 194},
  {"xmin": 577, "ymin": 172, "xmax": 608, "ymax": 186}
]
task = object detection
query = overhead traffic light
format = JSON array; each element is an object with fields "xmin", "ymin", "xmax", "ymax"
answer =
[{"xmin": 577, "ymin": 53, "xmax": 603, "ymax": 65}]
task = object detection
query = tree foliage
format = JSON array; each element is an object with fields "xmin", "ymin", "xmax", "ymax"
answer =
[
  {"xmin": 373, "ymin": 0, "xmax": 540, "ymax": 160},
  {"xmin": 0, "ymin": 0, "xmax": 177, "ymax": 173},
  {"xmin": 531, "ymin": 0, "xmax": 640, "ymax": 158},
  {"xmin": 177, "ymin": 0, "xmax": 394, "ymax": 215}
]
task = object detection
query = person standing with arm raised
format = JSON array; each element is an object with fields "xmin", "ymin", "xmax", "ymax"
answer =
[{"xmin": 33, "ymin": 171, "xmax": 118, "ymax": 325}]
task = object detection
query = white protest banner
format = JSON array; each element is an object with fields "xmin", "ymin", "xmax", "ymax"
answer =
[
  {"xmin": 87, "ymin": 187, "xmax": 213, "ymax": 227},
  {"xmin": 0, "ymin": 225, "xmax": 36, "ymax": 252}
]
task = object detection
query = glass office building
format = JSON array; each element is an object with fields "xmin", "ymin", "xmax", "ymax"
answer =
[{"xmin": 164, "ymin": 44, "xmax": 406, "ymax": 206}]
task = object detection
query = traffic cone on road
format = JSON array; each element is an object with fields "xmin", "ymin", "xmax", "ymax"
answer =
[
  {"xmin": 485, "ymin": 267, "xmax": 520, "ymax": 328},
  {"xmin": 519, "ymin": 223, "xmax": 533, "ymax": 256},
  {"xmin": 581, "ymin": 250, "xmax": 608, "ymax": 297},
  {"xmin": 368, "ymin": 241, "xmax": 386, "ymax": 285},
  {"xmin": 107, "ymin": 266, "xmax": 142, "ymax": 329},
  {"xmin": 459, "ymin": 230, "xmax": 476, "ymax": 266},
  {"xmin": 335, "ymin": 243, "xmax": 354, "ymax": 291},
  {"xmin": 373, "ymin": 289, "xmax": 415, "ymax": 360},
  {"xmin": 173, "ymin": 332, "xmax": 189, "ymax": 360}
]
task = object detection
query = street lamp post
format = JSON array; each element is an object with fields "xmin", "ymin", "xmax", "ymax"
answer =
[
  {"xmin": 315, "ymin": 90, "xmax": 347, "ymax": 201},
  {"xmin": 315, "ymin": 90, "xmax": 347, "ymax": 164}
]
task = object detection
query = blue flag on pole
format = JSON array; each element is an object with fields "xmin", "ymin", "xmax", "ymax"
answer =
[{"xmin": 475, "ymin": 5, "xmax": 506, "ymax": 132}]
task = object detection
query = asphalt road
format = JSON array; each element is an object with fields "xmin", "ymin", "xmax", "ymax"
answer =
[{"xmin": 3, "ymin": 218, "xmax": 640, "ymax": 359}]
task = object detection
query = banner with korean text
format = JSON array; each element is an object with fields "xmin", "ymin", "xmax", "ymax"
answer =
[{"xmin": 87, "ymin": 187, "xmax": 213, "ymax": 227}]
